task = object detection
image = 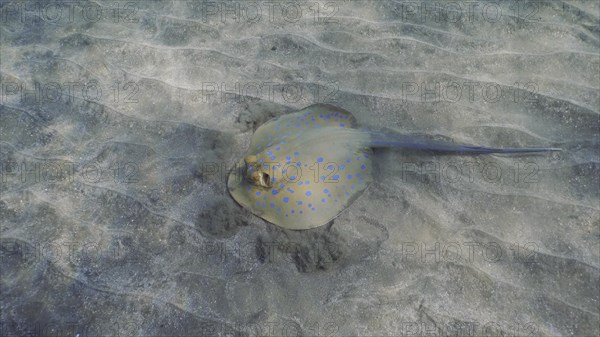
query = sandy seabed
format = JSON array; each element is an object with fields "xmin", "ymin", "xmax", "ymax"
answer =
[{"xmin": 1, "ymin": 1, "xmax": 598, "ymax": 336}]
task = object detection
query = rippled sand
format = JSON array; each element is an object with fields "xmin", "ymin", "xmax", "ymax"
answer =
[{"xmin": 1, "ymin": 1, "xmax": 598, "ymax": 336}]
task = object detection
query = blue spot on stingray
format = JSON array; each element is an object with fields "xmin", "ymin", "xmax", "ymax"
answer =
[
  {"xmin": 246, "ymin": 186, "xmax": 251, "ymax": 191},
  {"xmin": 340, "ymin": 123, "xmax": 345, "ymax": 127},
  {"xmin": 266, "ymin": 151, "xmax": 272, "ymax": 155},
  {"xmin": 312, "ymin": 208, "xmax": 316, "ymax": 211},
  {"xmin": 271, "ymin": 156, "xmax": 276, "ymax": 160},
  {"xmin": 286, "ymin": 155, "xmax": 291, "ymax": 160},
  {"xmin": 324, "ymin": 189, "xmax": 329, "ymax": 193},
  {"xmin": 272, "ymin": 190, "xmax": 278, "ymax": 195},
  {"xmin": 351, "ymin": 185, "xmax": 356, "ymax": 189},
  {"xmin": 249, "ymin": 165, "xmax": 253, "ymax": 171},
  {"xmin": 294, "ymin": 152, "xmax": 299, "ymax": 156},
  {"xmin": 256, "ymin": 201, "xmax": 260, "ymax": 205},
  {"xmin": 295, "ymin": 124, "xmax": 301, "ymax": 127},
  {"xmin": 267, "ymin": 143, "xmax": 273, "ymax": 146},
  {"xmin": 319, "ymin": 114, "xmax": 323, "ymax": 118},
  {"xmin": 290, "ymin": 175, "xmax": 296, "ymax": 180},
  {"xmin": 320, "ymin": 175, "xmax": 326, "ymax": 181},
  {"xmin": 299, "ymin": 210, "xmax": 303, "ymax": 214},
  {"xmin": 283, "ymin": 197, "xmax": 289, "ymax": 203},
  {"xmin": 328, "ymin": 193, "xmax": 332, "ymax": 197},
  {"xmin": 281, "ymin": 141, "xmax": 286, "ymax": 144},
  {"xmin": 305, "ymin": 191, "xmax": 312, "ymax": 196},
  {"xmin": 356, "ymin": 173, "xmax": 361, "ymax": 177},
  {"xmin": 298, "ymin": 181, "xmax": 303, "ymax": 185},
  {"xmin": 259, "ymin": 159, "xmax": 264, "ymax": 163},
  {"xmin": 327, "ymin": 165, "xmax": 334, "ymax": 170},
  {"xmin": 256, "ymin": 191, "xmax": 261, "ymax": 196},
  {"xmin": 311, "ymin": 117, "xmax": 315, "ymax": 121},
  {"xmin": 276, "ymin": 146, "xmax": 281, "ymax": 151},
  {"xmin": 282, "ymin": 169, "xmax": 287, "ymax": 174},
  {"xmin": 347, "ymin": 174, "xmax": 353, "ymax": 179},
  {"xmin": 305, "ymin": 180, "xmax": 310, "ymax": 185},
  {"xmin": 270, "ymin": 203, "xmax": 275, "ymax": 208},
  {"xmin": 333, "ymin": 174, "xmax": 339, "ymax": 180},
  {"xmin": 263, "ymin": 196, "xmax": 266, "ymax": 200},
  {"xmin": 356, "ymin": 156, "xmax": 360, "ymax": 161},
  {"xmin": 317, "ymin": 157, "xmax": 324, "ymax": 163},
  {"xmin": 325, "ymin": 116, "xmax": 331, "ymax": 119},
  {"xmin": 297, "ymin": 201, "xmax": 303, "ymax": 206},
  {"xmin": 342, "ymin": 186, "xmax": 346, "ymax": 190},
  {"xmin": 308, "ymin": 203, "xmax": 312, "ymax": 208},
  {"xmin": 287, "ymin": 188, "xmax": 294, "ymax": 194},
  {"xmin": 361, "ymin": 164, "xmax": 366, "ymax": 170},
  {"xmin": 321, "ymin": 198, "xmax": 326, "ymax": 203},
  {"xmin": 364, "ymin": 154, "xmax": 369, "ymax": 158},
  {"xmin": 340, "ymin": 165, "xmax": 345, "ymax": 170},
  {"xmin": 291, "ymin": 210, "xmax": 295, "ymax": 214},
  {"xmin": 262, "ymin": 203, "xmax": 266, "ymax": 207},
  {"xmin": 280, "ymin": 184, "xmax": 285, "ymax": 188},
  {"xmin": 346, "ymin": 159, "xmax": 351, "ymax": 163},
  {"xmin": 277, "ymin": 207, "xmax": 281, "ymax": 212},
  {"xmin": 296, "ymin": 162, "xmax": 301, "ymax": 167}
]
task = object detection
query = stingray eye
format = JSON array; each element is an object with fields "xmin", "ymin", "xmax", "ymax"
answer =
[{"xmin": 261, "ymin": 172, "xmax": 271, "ymax": 187}]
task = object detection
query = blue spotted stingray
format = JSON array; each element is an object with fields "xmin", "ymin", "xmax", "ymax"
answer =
[{"xmin": 227, "ymin": 104, "xmax": 559, "ymax": 230}]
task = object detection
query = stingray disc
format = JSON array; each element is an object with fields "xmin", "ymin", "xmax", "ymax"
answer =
[{"xmin": 227, "ymin": 104, "xmax": 373, "ymax": 230}]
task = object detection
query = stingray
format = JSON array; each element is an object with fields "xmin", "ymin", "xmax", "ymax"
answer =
[{"xmin": 227, "ymin": 104, "xmax": 559, "ymax": 230}]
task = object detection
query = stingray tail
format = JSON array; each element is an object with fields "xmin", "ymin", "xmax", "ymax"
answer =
[{"xmin": 367, "ymin": 132, "xmax": 561, "ymax": 154}]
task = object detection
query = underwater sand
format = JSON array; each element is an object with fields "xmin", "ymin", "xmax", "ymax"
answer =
[{"xmin": 1, "ymin": 1, "xmax": 598, "ymax": 336}]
